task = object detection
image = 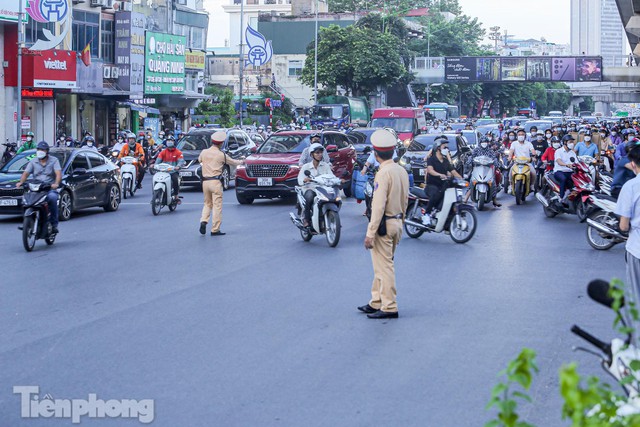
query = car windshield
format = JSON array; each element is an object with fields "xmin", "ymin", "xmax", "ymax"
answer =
[
  {"xmin": 347, "ymin": 131, "xmax": 374, "ymax": 146},
  {"xmin": 409, "ymin": 135, "xmax": 444, "ymax": 151},
  {"xmin": 312, "ymin": 106, "xmax": 342, "ymax": 120},
  {"xmin": 475, "ymin": 119, "xmax": 496, "ymax": 126},
  {"xmin": 177, "ymin": 134, "xmax": 211, "ymax": 151},
  {"xmin": 370, "ymin": 118, "xmax": 414, "ymax": 133},
  {"xmin": 257, "ymin": 134, "xmax": 310, "ymax": 153},
  {"xmin": 463, "ymin": 132, "xmax": 477, "ymax": 145},
  {"xmin": 0, "ymin": 151, "xmax": 66, "ymax": 173},
  {"xmin": 524, "ymin": 121, "xmax": 552, "ymax": 132}
]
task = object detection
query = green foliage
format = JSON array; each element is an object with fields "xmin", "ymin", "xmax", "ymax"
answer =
[
  {"xmin": 217, "ymin": 89, "xmax": 237, "ymax": 128},
  {"xmin": 485, "ymin": 348, "xmax": 538, "ymax": 427},
  {"xmin": 328, "ymin": 0, "xmax": 460, "ymax": 14}
]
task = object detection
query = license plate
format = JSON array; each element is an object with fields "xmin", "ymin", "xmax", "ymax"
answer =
[
  {"xmin": 418, "ymin": 169, "xmax": 425, "ymax": 176},
  {"xmin": 257, "ymin": 177, "xmax": 273, "ymax": 186},
  {"xmin": 0, "ymin": 199, "xmax": 18, "ymax": 206},
  {"xmin": 179, "ymin": 171, "xmax": 192, "ymax": 177}
]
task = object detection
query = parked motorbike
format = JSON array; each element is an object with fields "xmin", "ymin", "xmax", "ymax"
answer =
[
  {"xmin": 120, "ymin": 156, "xmax": 139, "ymax": 199},
  {"xmin": 404, "ymin": 178, "xmax": 477, "ymax": 244},
  {"xmin": 571, "ymin": 279, "xmax": 640, "ymax": 417},
  {"xmin": 535, "ymin": 156, "xmax": 595, "ymax": 221},
  {"xmin": 469, "ymin": 155, "xmax": 497, "ymax": 211},
  {"xmin": 20, "ymin": 182, "xmax": 57, "ymax": 252},
  {"xmin": 290, "ymin": 171, "xmax": 343, "ymax": 247},
  {"xmin": 151, "ymin": 163, "xmax": 181, "ymax": 215},
  {"xmin": 510, "ymin": 156, "xmax": 532, "ymax": 205},
  {"xmin": 585, "ymin": 192, "xmax": 627, "ymax": 250},
  {"xmin": 2, "ymin": 141, "xmax": 17, "ymax": 166}
]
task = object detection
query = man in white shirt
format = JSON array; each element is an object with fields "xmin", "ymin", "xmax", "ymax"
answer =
[
  {"xmin": 553, "ymin": 134, "xmax": 577, "ymax": 200},
  {"xmin": 428, "ymin": 121, "xmax": 442, "ymax": 134},
  {"xmin": 298, "ymin": 143, "xmax": 333, "ymax": 227},
  {"xmin": 508, "ymin": 128, "xmax": 538, "ymax": 190}
]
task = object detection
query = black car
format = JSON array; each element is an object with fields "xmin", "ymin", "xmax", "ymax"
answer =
[
  {"xmin": 398, "ymin": 134, "xmax": 471, "ymax": 185},
  {"xmin": 346, "ymin": 128, "xmax": 382, "ymax": 164},
  {"xmin": 176, "ymin": 128, "xmax": 255, "ymax": 190},
  {"xmin": 0, "ymin": 148, "xmax": 121, "ymax": 220}
]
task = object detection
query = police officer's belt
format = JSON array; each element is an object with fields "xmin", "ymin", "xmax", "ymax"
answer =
[
  {"xmin": 386, "ymin": 214, "xmax": 403, "ymax": 219},
  {"xmin": 202, "ymin": 175, "xmax": 223, "ymax": 181}
]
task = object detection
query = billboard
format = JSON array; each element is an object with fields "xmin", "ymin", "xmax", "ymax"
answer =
[
  {"xmin": 115, "ymin": 11, "xmax": 145, "ymax": 93},
  {"xmin": 144, "ymin": 31, "xmax": 186, "ymax": 95},
  {"xmin": 185, "ymin": 50, "xmax": 205, "ymax": 70},
  {"xmin": 23, "ymin": 50, "xmax": 77, "ymax": 89},
  {"xmin": 444, "ymin": 56, "xmax": 603, "ymax": 83}
]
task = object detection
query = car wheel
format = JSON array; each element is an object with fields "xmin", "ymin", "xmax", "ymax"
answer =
[
  {"xmin": 103, "ymin": 185, "xmax": 121, "ymax": 212},
  {"xmin": 59, "ymin": 190, "xmax": 72, "ymax": 221},
  {"xmin": 236, "ymin": 191, "xmax": 254, "ymax": 205},
  {"xmin": 222, "ymin": 166, "xmax": 230, "ymax": 191}
]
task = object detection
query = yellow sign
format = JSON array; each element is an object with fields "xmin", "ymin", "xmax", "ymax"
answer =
[{"xmin": 185, "ymin": 51, "xmax": 205, "ymax": 70}]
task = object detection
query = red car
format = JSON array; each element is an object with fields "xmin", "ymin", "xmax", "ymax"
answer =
[{"xmin": 235, "ymin": 130, "xmax": 356, "ymax": 204}]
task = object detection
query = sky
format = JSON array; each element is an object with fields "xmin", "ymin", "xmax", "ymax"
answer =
[{"xmin": 457, "ymin": 0, "xmax": 571, "ymax": 45}]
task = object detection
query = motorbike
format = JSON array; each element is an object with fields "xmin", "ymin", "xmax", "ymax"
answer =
[
  {"xmin": 598, "ymin": 170, "xmax": 613, "ymax": 197},
  {"xmin": 107, "ymin": 149, "xmax": 120, "ymax": 164},
  {"xmin": 510, "ymin": 156, "xmax": 533, "ymax": 205},
  {"xmin": 404, "ymin": 178, "xmax": 477, "ymax": 244},
  {"xmin": 501, "ymin": 148, "xmax": 511, "ymax": 194},
  {"xmin": 2, "ymin": 141, "xmax": 17, "ymax": 166},
  {"xmin": 20, "ymin": 182, "xmax": 57, "ymax": 252},
  {"xmin": 533, "ymin": 155, "xmax": 546, "ymax": 193},
  {"xmin": 571, "ymin": 279, "xmax": 640, "ymax": 417},
  {"xmin": 151, "ymin": 163, "xmax": 181, "ymax": 215},
  {"xmin": 579, "ymin": 155, "xmax": 599, "ymax": 187},
  {"xmin": 120, "ymin": 156, "xmax": 139, "ymax": 199},
  {"xmin": 469, "ymin": 155, "xmax": 497, "ymax": 211},
  {"xmin": 585, "ymin": 192, "xmax": 627, "ymax": 250},
  {"xmin": 290, "ymin": 171, "xmax": 343, "ymax": 247},
  {"xmin": 535, "ymin": 156, "xmax": 595, "ymax": 221},
  {"xmin": 147, "ymin": 144, "xmax": 163, "ymax": 172}
]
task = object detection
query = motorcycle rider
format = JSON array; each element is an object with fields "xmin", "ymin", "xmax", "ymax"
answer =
[
  {"xmin": 84, "ymin": 136, "xmax": 98, "ymax": 151},
  {"xmin": 298, "ymin": 143, "xmax": 333, "ymax": 228},
  {"xmin": 298, "ymin": 133, "xmax": 330, "ymax": 166},
  {"xmin": 155, "ymin": 136, "xmax": 185, "ymax": 203},
  {"xmin": 118, "ymin": 132, "xmax": 145, "ymax": 188},
  {"xmin": 544, "ymin": 129, "xmax": 553, "ymax": 145},
  {"xmin": 465, "ymin": 136, "xmax": 502, "ymax": 207},
  {"xmin": 527, "ymin": 126, "xmax": 538, "ymax": 142},
  {"xmin": 504, "ymin": 130, "xmax": 517, "ymax": 149},
  {"xmin": 508, "ymin": 128, "xmax": 538, "ymax": 191},
  {"xmin": 532, "ymin": 130, "xmax": 549, "ymax": 156},
  {"xmin": 15, "ymin": 141, "xmax": 62, "ymax": 234},
  {"xmin": 541, "ymin": 136, "xmax": 561, "ymax": 172},
  {"xmin": 56, "ymin": 134, "xmax": 66, "ymax": 147},
  {"xmin": 611, "ymin": 138, "xmax": 640, "ymax": 198},
  {"xmin": 423, "ymin": 137, "xmax": 463, "ymax": 225},
  {"xmin": 575, "ymin": 129, "xmax": 599, "ymax": 159},
  {"xmin": 16, "ymin": 131, "xmax": 37, "ymax": 154},
  {"xmin": 113, "ymin": 132, "xmax": 127, "ymax": 152},
  {"xmin": 554, "ymin": 134, "xmax": 578, "ymax": 202}
]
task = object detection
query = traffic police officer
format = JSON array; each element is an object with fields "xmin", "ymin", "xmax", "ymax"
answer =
[
  {"xmin": 359, "ymin": 129, "xmax": 409, "ymax": 319},
  {"xmin": 198, "ymin": 131, "xmax": 244, "ymax": 236}
]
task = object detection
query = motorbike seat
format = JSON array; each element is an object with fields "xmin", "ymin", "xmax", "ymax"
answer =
[
  {"xmin": 547, "ymin": 174, "xmax": 561, "ymax": 186},
  {"xmin": 409, "ymin": 187, "xmax": 429, "ymax": 200},
  {"xmin": 596, "ymin": 193, "xmax": 618, "ymax": 202}
]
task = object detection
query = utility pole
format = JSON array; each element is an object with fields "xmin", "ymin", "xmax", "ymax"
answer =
[
  {"xmin": 17, "ymin": 0, "xmax": 25, "ymax": 143},
  {"xmin": 238, "ymin": 0, "xmax": 244, "ymax": 126},
  {"xmin": 314, "ymin": 0, "xmax": 318, "ymax": 103},
  {"xmin": 489, "ymin": 26, "xmax": 501, "ymax": 52}
]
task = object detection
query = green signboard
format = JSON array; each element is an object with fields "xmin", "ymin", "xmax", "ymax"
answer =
[{"xmin": 144, "ymin": 32, "xmax": 186, "ymax": 95}]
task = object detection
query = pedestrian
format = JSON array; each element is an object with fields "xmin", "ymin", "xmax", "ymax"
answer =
[
  {"xmin": 359, "ymin": 129, "xmax": 409, "ymax": 319},
  {"xmin": 198, "ymin": 131, "xmax": 244, "ymax": 236}
]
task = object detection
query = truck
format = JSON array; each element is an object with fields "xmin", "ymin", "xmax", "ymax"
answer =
[{"xmin": 310, "ymin": 96, "xmax": 370, "ymax": 128}]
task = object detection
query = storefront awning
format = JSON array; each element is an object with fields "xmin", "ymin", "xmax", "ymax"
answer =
[
  {"xmin": 118, "ymin": 102, "xmax": 145, "ymax": 112},
  {"xmin": 146, "ymin": 107, "xmax": 161, "ymax": 115}
]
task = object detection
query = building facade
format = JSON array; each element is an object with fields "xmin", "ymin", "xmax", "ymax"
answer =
[{"xmin": 571, "ymin": 0, "xmax": 627, "ymax": 67}]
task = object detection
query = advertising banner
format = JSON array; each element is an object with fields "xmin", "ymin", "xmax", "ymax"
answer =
[
  {"xmin": 551, "ymin": 57, "xmax": 576, "ymax": 81},
  {"xmin": 576, "ymin": 57, "xmax": 603, "ymax": 81},
  {"xmin": 0, "ymin": 0, "xmax": 28, "ymax": 23},
  {"xmin": 185, "ymin": 50, "xmax": 205, "ymax": 70},
  {"xmin": 32, "ymin": 50, "xmax": 77, "ymax": 88},
  {"xmin": 115, "ymin": 11, "xmax": 145, "ymax": 93},
  {"xmin": 476, "ymin": 57, "xmax": 500, "ymax": 81},
  {"xmin": 144, "ymin": 32, "xmax": 186, "ymax": 95},
  {"xmin": 500, "ymin": 57, "xmax": 526, "ymax": 81},
  {"xmin": 444, "ymin": 57, "xmax": 476, "ymax": 81},
  {"xmin": 526, "ymin": 57, "xmax": 551, "ymax": 81}
]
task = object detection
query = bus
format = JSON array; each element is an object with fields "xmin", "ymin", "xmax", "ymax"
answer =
[
  {"xmin": 516, "ymin": 108, "xmax": 535, "ymax": 118},
  {"xmin": 423, "ymin": 103, "xmax": 460, "ymax": 121}
]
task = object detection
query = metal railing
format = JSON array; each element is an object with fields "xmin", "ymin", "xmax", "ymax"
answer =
[{"xmin": 412, "ymin": 57, "xmax": 445, "ymax": 70}]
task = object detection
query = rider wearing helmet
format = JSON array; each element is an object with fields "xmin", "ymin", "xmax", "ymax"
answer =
[
  {"xmin": 423, "ymin": 136, "xmax": 463, "ymax": 225},
  {"xmin": 541, "ymin": 136, "xmax": 561, "ymax": 172},
  {"xmin": 298, "ymin": 142, "xmax": 333, "ymax": 227},
  {"xmin": 553, "ymin": 134, "xmax": 578, "ymax": 201},
  {"xmin": 16, "ymin": 131, "xmax": 37, "ymax": 154},
  {"xmin": 155, "ymin": 135, "xmax": 185, "ymax": 202},
  {"xmin": 16, "ymin": 141, "xmax": 62, "ymax": 233},
  {"xmin": 465, "ymin": 136, "xmax": 501, "ymax": 207},
  {"xmin": 298, "ymin": 133, "xmax": 330, "ymax": 166},
  {"xmin": 118, "ymin": 131, "xmax": 146, "ymax": 188},
  {"xmin": 611, "ymin": 137, "xmax": 640, "ymax": 198},
  {"xmin": 532, "ymin": 129, "xmax": 549, "ymax": 159},
  {"xmin": 83, "ymin": 136, "xmax": 98, "ymax": 151},
  {"xmin": 574, "ymin": 129, "xmax": 599, "ymax": 158}
]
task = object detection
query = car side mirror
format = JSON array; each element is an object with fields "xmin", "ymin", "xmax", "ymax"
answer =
[
  {"xmin": 326, "ymin": 144, "xmax": 338, "ymax": 152},
  {"xmin": 304, "ymin": 170, "xmax": 311, "ymax": 177},
  {"xmin": 228, "ymin": 143, "xmax": 239, "ymax": 151},
  {"xmin": 72, "ymin": 168, "xmax": 87, "ymax": 176},
  {"xmin": 363, "ymin": 146, "xmax": 371, "ymax": 154},
  {"xmin": 570, "ymin": 157, "xmax": 576, "ymax": 162}
]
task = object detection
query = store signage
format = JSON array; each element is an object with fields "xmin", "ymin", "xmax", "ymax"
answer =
[
  {"xmin": 185, "ymin": 50, "xmax": 205, "ymax": 70},
  {"xmin": 0, "ymin": 0, "xmax": 28, "ymax": 23},
  {"xmin": 115, "ymin": 11, "xmax": 145, "ymax": 93},
  {"xmin": 144, "ymin": 32, "xmax": 186, "ymax": 95},
  {"xmin": 26, "ymin": 0, "xmax": 72, "ymax": 51},
  {"xmin": 21, "ymin": 88, "xmax": 54, "ymax": 99},
  {"xmin": 32, "ymin": 50, "xmax": 76, "ymax": 88},
  {"xmin": 444, "ymin": 56, "xmax": 603, "ymax": 83}
]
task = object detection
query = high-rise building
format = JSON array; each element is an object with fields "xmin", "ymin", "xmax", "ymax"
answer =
[{"xmin": 570, "ymin": 0, "xmax": 627, "ymax": 67}]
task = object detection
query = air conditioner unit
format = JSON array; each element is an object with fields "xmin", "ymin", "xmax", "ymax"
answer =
[
  {"xmin": 90, "ymin": 0, "xmax": 105, "ymax": 7},
  {"xmin": 111, "ymin": 66, "xmax": 119, "ymax": 78},
  {"xmin": 103, "ymin": 66, "xmax": 111, "ymax": 79},
  {"xmin": 120, "ymin": 1, "xmax": 132, "ymax": 11}
]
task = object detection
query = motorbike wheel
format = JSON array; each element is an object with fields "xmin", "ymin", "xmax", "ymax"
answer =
[
  {"xmin": 576, "ymin": 199, "xmax": 588, "ymax": 222},
  {"xmin": 168, "ymin": 195, "xmax": 178, "ymax": 212},
  {"xmin": 123, "ymin": 178, "xmax": 130, "ymax": 200},
  {"xmin": 449, "ymin": 209, "xmax": 477, "ymax": 244},
  {"xmin": 151, "ymin": 189, "xmax": 163, "ymax": 216},
  {"xmin": 477, "ymin": 192, "xmax": 486, "ymax": 211},
  {"xmin": 22, "ymin": 216, "xmax": 36, "ymax": 252},
  {"xmin": 45, "ymin": 224, "xmax": 56, "ymax": 245},
  {"xmin": 325, "ymin": 211, "xmax": 341, "ymax": 247},
  {"xmin": 586, "ymin": 211, "xmax": 617, "ymax": 250},
  {"xmin": 503, "ymin": 173, "xmax": 510, "ymax": 194},
  {"xmin": 300, "ymin": 227, "xmax": 312, "ymax": 241},
  {"xmin": 404, "ymin": 201, "xmax": 425, "ymax": 239},
  {"xmin": 515, "ymin": 181, "xmax": 523, "ymax": 205}
]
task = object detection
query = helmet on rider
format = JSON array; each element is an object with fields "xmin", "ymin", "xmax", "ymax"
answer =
[
  {"xmin": 166, "ymin": 136, "xmax": 176, "ymax": 149},
  {"xmin": 309, "ymin": 142, "xmax": 324, "ymax": 154},
  {"xmin": 126, "ymin": 132, "xmax": 136, "ymax": 147},
  {"xmin": 310, "ymin": 133, "xmax": 321, "ymax": 142},
  {"xmin": 85, "ymin": 136, "xmax": 95, "ymax": 146},
  {"xmin": 562, "ymin": 134, "xmax": 575, "ymax": 144}
]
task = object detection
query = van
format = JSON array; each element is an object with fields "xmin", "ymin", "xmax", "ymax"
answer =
[{"xmin": 370, "ymin": 107, "xmax": 427, "ymax": 145}]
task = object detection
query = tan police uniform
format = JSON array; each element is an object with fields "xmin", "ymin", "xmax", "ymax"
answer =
[
  {"xmin": 366, "ymin": 131, "xmax": 409, "ymax": 313},
  {"xmin": 198, "ymin": 131, "xmax": 242, "ymax": 234}
]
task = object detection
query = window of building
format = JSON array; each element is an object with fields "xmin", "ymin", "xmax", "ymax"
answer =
[
  {"xmin": 190, "ymin": 27, "xmax": 205, "ymax": 49},
  {"xmin": 25, "ymin": 20, "xmax": 56, "ymax": 46},
  {"xmin": 288, "ymin": 60, "xmax": 303, "ymax": 77},
  {"xmin": 101, "ymin": 19, "xmax": 114, "ymax": 64},
  {"xmin": 72, "ymin": 11, "xmax": 100, "ymax": 58}
]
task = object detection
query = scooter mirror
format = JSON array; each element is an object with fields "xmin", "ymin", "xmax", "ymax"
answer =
[
  {"xmin": 570, "ymin": 157, "xmax": 576, "ymax": 162},
  {"xmin": 304, "ymin": 170, "xmax": 311, "ymax": 177},
  {"xmin": 587, "ymin": 279, "xmax": 623, "ymax": 309}
]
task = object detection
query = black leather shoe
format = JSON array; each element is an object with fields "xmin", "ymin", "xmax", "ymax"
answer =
[
  {"xmin": 199, "ymin": 222, "xmax": 207, "ymax": 235},
  {"xmin": 367, "ymin": 310, "xmax": 399, "ymax": 319},
  {"xmin": 210, "ymin": 231, "xmax": 226, "ymax": 236},
  {"xmin": 357, "ymin": 304, "xmax": 378, "ymax": 314}
]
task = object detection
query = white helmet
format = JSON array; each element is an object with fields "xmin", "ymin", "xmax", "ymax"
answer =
[{"xmin": 309, "ymin": 142, "xmax": 324, "ymax": 153}]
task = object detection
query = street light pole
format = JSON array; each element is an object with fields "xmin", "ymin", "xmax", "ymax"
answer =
[
  {"xmin": 314, "ymin": 0, "xmax": 318, "ymax": 104},
  {"xmin": 238, "ymin": 0, "xmax": 244, "ymax": 126},
  {"xmin": 17, "ymin": 0, "xmax": 25, "ymax": 143}
]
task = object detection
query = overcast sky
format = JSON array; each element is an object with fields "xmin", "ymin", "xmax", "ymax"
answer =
[{"xmin": 457, "ymin": 0, "xmax": 571, "ymax": 45}]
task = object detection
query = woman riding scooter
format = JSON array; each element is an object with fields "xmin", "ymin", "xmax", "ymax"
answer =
[{"xmin": 422, "ymin": 137, "xmax": 463, "ymax": 225}]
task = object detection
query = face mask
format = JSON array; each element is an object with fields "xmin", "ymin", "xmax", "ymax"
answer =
[
  {"xmin": 167, "ymin": 142, "xmax": 175, "ymax": 148},
  {"xmin": 536, "ymin": 136, "xmax": 543, "ymax": 141},
  {"xmin": 552, "ymin": 143, "xmax": 561, "ymax": 149},
  {"xmin": 486, "ymin": 136, "xmax": 493, "ymax": 141},
  {"xmin": 27, "ymin": 137, "xmax": 33, "ymax": 142},
  {"xmin": 567, "ymin": 143, "xmax": 575, "ymax": 150},
  {"xmin": 480, "ymin": 143, "xmax": 488, "ymax": 148},
  {"xmin": 517, "ymin": 135, "xmax": 525, "ymax": 142},
  {"xmin": 87, "ymin": 142, "xmax": 94, "ymax": 147},
  {"xmin": 600, "ymin": 133, "xmax": 606, "ymax": 138},
  {"xmin": 530, "ymin": 132, "xmax": 536, "ymax": 137},
  {"xmin": 440, "ymin": 148, "xmax": 449, "ymax": 156},
  {"xmin": 584, "ymin": 136, "xmax": 592, "ymax": 142},
  {"xmin": 612, "ymin": 132, "xmax": 617, "ymax": 136},
  {"xmin": 509, "ymin": 135, "xmax": 515, "ymax": 141},
  {"xmin": 546, "ymin": 133, "xmax": 552, "ymax": 138},
  {"xmin": 129, "ymin": 141, "xmax": 136, "ymax": 147},
  {"xmin": 36, "ymin": 150, "xmax": 46, "ymax": 159},
  {"xmin": 562, "ymin": 127, "xmax": 567, "ymax": 131}
]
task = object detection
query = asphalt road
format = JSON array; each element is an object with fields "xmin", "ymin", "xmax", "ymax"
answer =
[{"xmin": 0, "ymin": 177, "xmax": 626, "ymax": 426}]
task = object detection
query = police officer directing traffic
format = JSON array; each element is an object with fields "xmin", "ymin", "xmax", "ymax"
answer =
[
  {"xmin": 359, "ymin": 129, "xmax": 409, "ymax": 319},
  {"xmin": 198, "ymin": 131, "xmax": 244, "ymax": 236}
]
